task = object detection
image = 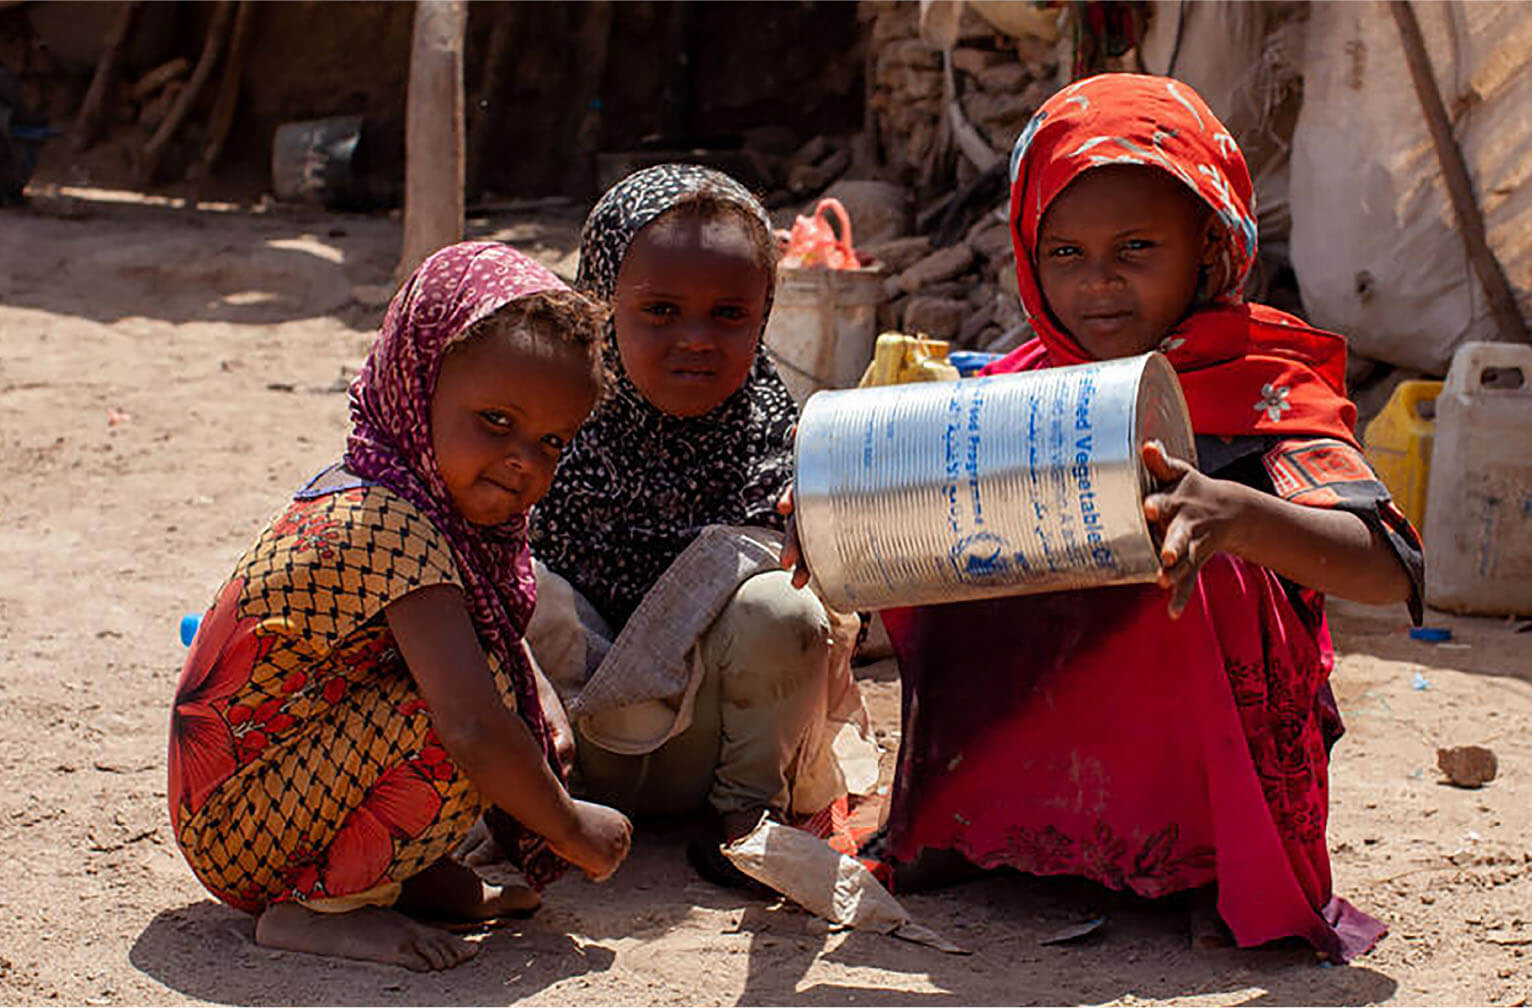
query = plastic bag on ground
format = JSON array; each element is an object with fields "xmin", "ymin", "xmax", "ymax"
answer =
[{"xmin": 721, "ymin": 816, "xmax": 969, "ymax": 955}]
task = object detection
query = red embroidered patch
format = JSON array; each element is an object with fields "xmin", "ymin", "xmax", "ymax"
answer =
[
  {"xmin": 1287, "ymin": 486, "xmax": 1344, "ymax": 508},
  {"xmin": 1263, "ymin": 439, "xmax": 1377, "ymax": 505}
]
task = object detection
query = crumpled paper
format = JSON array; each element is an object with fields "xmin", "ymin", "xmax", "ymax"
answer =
[{"xmin": 721, "ymin": 817, "xmax": 969, "ymax": 954}]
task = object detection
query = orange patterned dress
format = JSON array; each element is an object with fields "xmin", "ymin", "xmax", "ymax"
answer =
[{"xmin": 168, "ymin": 483, "xmax": 511, "ymax": 914}]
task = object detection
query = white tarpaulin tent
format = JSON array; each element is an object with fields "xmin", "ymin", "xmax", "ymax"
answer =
[
  {"xmin": 911, "ymin": 0, "xmax": 1532, "ymax": 375},
  {"xmin": 1290, "ymin": 1, "xmax": 1532, "ymax": 374},
  {"xmin": 1138, "ymin": 1, "xmax": 1306, "ymax": 293}
]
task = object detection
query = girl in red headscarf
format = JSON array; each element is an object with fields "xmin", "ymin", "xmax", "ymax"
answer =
[{"xmin": 862, "ymin": 75, "xmax": 1422, "ymax": 963}]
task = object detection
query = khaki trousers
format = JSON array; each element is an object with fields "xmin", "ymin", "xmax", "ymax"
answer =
[{"xmin": 575, "ymin": 569, "xmax": 833, "ymax": 818}]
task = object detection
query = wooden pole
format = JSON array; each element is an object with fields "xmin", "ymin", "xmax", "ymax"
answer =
[
  {"xmin": 192, "ymin": 0, "xmax": 254, "ymax": 181},
  {"xmin": 562, "ymin": 0, "xmax": 612, "ymax": 198},
  {"xmin": 138, "ymin": 0, "xmax": 234, "ymax": 185},
  {"xmin": 466, "ymin": 1, "xmax": 517, "ymax": 200},
  {"xmin": 1387, "ymin": 0, "xmax": 1530, "ymax": 344},
  {"xmin": 396, "ymin": 0, "xmax": 467, "ymax": 282},
  {"xmin": 70, "ymin": 0, "xmax": 141, "ymax": 153},
  {"xmin": 657, "ymin": 4, "xmax": 690, "ymax": 142}
]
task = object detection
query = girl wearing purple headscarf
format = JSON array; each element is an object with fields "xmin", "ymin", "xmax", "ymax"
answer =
[{"xmin": 167, "ymin": 243, "xmax": 631, "ymax": 972}]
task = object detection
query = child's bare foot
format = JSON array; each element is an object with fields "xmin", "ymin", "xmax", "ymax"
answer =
[
  {"xmin": 455, "ymin": 817, "xmax": 504, "ymax": 867},
  {"xmin": 891, "ymin": 847, "xmax": 987, "ymax": 893},
  {"xmin": 721, "ymin": 807, "xmax": 770, "ymax": 844},
  {"xmin": 1188, "ymin": 887, "xmax": 1233, "ymax": 950},
  {"xmin": 687, "ymin": 808, "xmax": 775, "ymax": 891},
  {"xmin": 254, "ymin": 903, "xmax": 477, "ymax": 972},
  {"xmin": 397, "ymin": 856, "xmax": 541, "ymax": 922}
]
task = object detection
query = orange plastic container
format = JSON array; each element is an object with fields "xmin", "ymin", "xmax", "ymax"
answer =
[{"xmin": 1363, "ymin": 379, "xmax": 1441, "ymax": 533}]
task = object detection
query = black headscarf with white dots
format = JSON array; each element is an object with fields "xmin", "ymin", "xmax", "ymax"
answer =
[{"xmin": 530, "ymin": 164, "xmax": 796, "ymax": 628}]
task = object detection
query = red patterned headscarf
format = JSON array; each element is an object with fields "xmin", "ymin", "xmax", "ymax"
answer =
[
  {"xmin": 345, "ymin": 241, "xmax": 570, "ymax": 883},
  {"xmin": 992, "ymin": 73, "xmax": 1357, "ymax": 445}
]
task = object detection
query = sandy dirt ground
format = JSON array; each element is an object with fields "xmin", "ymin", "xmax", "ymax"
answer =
[{"xmin": 1, "ymin": 193, "xmax": 1529, "ymax": 1006}]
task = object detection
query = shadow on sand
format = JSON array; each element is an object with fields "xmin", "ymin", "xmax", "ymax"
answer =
[
  {"xmin": 725, "ymin": 871, "xmax": 1399, "ymax": 1007},
  {"xmin": 129, "ymin": 899, "xmax": 617, "ymax": 1006},
  {"xmin": 1, "ymin": 191, "xmax": 585, "ymax": 332},
  {"xmin": 130, "ymin": 852, "xmax": 1399, "ymax": 1006}
]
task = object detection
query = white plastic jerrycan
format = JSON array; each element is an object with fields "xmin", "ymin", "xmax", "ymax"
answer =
[{"xmin": 1424, "ymin": 341, "xmax": 1532, "ymax": 616}]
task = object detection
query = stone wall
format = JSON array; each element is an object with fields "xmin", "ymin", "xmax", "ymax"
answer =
[{"xmin": 854, "ymin": 0, "xmax": 1067, "ymax": 352}]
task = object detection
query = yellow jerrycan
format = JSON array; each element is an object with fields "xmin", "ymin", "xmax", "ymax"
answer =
[
  {"xmin": 857, "ymin": 332, "xmax": 960, "ymax": 387},
  {"xmin": 1363, "ymin": 380, "xmax": 1441, "ymax": 533},
  {"xmin": 1424, "ymin": 342, "xmax": 1532, "ymax": 616}
]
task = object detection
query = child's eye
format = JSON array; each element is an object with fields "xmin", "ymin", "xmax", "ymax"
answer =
[
  {"xmin": 1121, "ymin": 239, "xmax": 1156, "ymax": 253},
  {"xmin": 480, "ymin": 410, "xmax": 512, "ymax": 430},
  {"xmin": 1046, "ymin": 244, "xmax": 1080, "ymax": 259},
  {"xmin": 539, "ymin": 433, "xmax": 566, "ymax": 455},
  {"xmin": 641, "ymin": 301, "xmax": 679, "ymax": 321},
  {"xmin": 713, "ymin": 305, "xmax": 748, "ymax": 322}
]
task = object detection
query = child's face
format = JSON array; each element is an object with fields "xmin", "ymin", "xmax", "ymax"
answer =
[
  {"xmin": 612, "ymin": 211, "xmax": 770, "ymax": 418},
  {"xmin": 1035, "ymin": 165, "xmax": 1219, "ymax": 360},
  {"xmin": 430, "ymin": 331, "xmax": 599, "ymax": 526}
]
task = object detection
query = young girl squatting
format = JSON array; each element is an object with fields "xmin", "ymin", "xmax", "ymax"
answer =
[{"xmin": 168, "ymin": 243, "xmax": 631, "ymax": 971}]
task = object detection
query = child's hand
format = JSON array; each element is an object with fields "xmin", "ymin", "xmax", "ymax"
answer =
[
  {"xmin": 777, "ymin": 484, "xmax": 811, "ymax": 589},
  {"xmin": 549, "ymin": 800, "xmax": 632, "ymax": 882},
  {"xmin": 1141, "ymin": 440, "xmax": 1253, "ymax": 619}
]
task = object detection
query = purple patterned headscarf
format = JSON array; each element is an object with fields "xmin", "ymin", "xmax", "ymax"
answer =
[{"xmin": 344, "ymin": 240, "xmax": 570, "ymax": 884}]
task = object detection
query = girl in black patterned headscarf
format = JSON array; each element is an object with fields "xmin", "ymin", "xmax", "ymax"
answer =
[
  {"xmin": 527, "ymin": 166, "xmax": 874, "ymax": 886},
  {"xmin": 532, "ymin": 164, "xmax": 796, "ymax": 628}
]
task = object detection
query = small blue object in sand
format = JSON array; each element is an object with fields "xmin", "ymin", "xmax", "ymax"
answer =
[
  {"xmin": 1412, "ymin": 672, "xmax": 1431, "ymax": 691},
  {"xmin": 180, "ymin": 613, "xmax": 202, "ymax": 646},
  {"xmin": 1409, "ymin": 626, "xmax": 1452, "ymax": 642}
]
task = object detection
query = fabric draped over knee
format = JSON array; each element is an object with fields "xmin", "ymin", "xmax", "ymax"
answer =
[{"xmin": 526, "ymin": 525, "xmax": 877, "ymax": 817}]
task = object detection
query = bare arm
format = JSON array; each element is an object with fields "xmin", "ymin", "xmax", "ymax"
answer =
[
  {"xmin": 386, "ymin": 583, "xmax": 629, "ymax": 879},
  {"xmin": 527, "ymin": 645, "xmax": 576, "ymax": 776},
  {"xmin": 1142, "ymin": 441, "xmax": 1413, "ymax": 618}
]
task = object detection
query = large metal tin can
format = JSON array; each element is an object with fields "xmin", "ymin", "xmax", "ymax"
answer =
[{"xmin": 793, "ymin": 352, "xmax": 1195, "ymax": 610}]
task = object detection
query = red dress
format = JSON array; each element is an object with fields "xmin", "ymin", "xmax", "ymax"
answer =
[
  {"xmin": 884, "ymin": 534, "xmax": 1400, "ymax": 961},
  {"xmin": 882, "ymin": 74, "xmax": 1422, "ymax": 963}
]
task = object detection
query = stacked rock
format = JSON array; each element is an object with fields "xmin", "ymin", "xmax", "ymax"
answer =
[{"xmin": 856, "ymin": 0, "xmax": 1064, "ymax": 352}]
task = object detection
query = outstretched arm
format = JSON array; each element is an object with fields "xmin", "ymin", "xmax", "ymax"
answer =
[
  {"xmin": 386, "ymin": 584, "xmax": 630, "ymax": 879},
  {"xmin": 1141, "ymin": 441, "xmax": 1413, "ymax": 618}
]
